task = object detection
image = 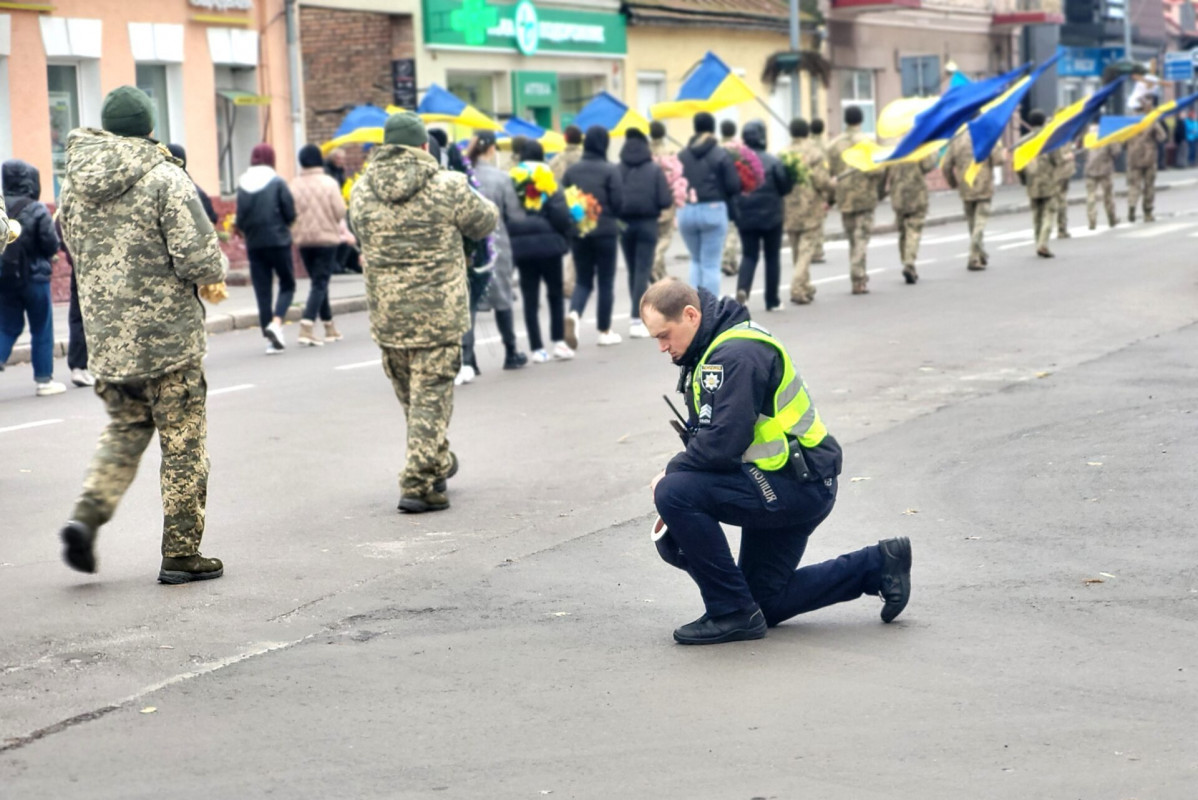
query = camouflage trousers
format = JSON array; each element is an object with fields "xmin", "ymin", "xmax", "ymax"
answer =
[
  {"xmin": 381, "ymin": 344, "xmax": 457, "ymax": 495},
  {"xmin": 73, "ymin": 364, "xmax": 209, "ymax": 558},
  {"xmin": 721, "ymin": 225, "xmax": 741, "ymax": 275},
  {"xmin": 1056, "ymin": 180, "xmax": 1070, "ymax": 235},
  {"xmin": 963, "ymin": 199, "xmax": 990, "ymax": 265},
  {"xmin": 841, "ymin": 210, "xmax": 874, "ymax": 285},
  {"xmin": 1031, "ymin": 197, "xmax": 1056, "ymax": 250},
  {"xmin": 812, "ymin": 212, "xmax": 827, "ymax": 261},
  {"xmin": 786, "ymin": 228, "xmax": 818, "ymax": 302},
  {"xmin": 1086, "ymin": 176, "xmax": 1116, "ymax": 227},
  {"xmin": 1127, "ymin": 165, "xmax": 1157, "ymax": 216},
  {"xmin": 651, "ymin": 212, "xmax": 675, "ymax": 283},
  {"xmin": 895, "ymin": 211, "xmax": 926, "ymax": 268}
]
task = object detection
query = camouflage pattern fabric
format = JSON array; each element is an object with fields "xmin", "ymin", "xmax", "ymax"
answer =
[
  {"xmin": 896, "ymin": 212, "xmax": 925, "ymax": 269},
  {"xmin": 812, "ymin": 222, "xmax": 826, "ymax": 262},
  {"xmin": 827, "ymin": 127, "xmax": 883, "ymax": 213},
  {"xmin": 782, "ymin": 138, "xmax": 833, "ymax": 233},
  {"xmin": 1126, "ymin": 123, "xmax": 1166, "ymax": 170},
  {"xmin": 1055, "ymin": 149, "xmax": 1076, "ymax": 235},
  {"xmin": 58, "ymin": 129, "xmax": 227, "ymax": 382},
  {"xmin": 942, "ymin": 132, "xmax": 1004, "ymax": 202},
  {"xmin": 886, "ymin": 155, "xmax": 935, "ymax": 215},
  {"xmin": 1084, "ymin": 144, "xmax": 1119, "ymax": 178},
  {"xmin": 551, "ymin": 144, "xmax": 583, "ymax": 184},
  {"xmin": 1086, "ymin": 177, "xmax": 1116, "ymax": 227},
  {"xmin": 841, "ymin": 210, "xmax": 874, "ymax": 285},
  {"xmin": 350, "ymin": 144, "xmax": 498, "ymax": 348},
  {"xmin": 381, "ymin": 344, "xmax": 458, "ymax": 495},
  {"xmin": 652, "ymin": 213, "xmax": 674, "ymax": 282},
  {"xmin": 73, "ymin": 364, "xmax": 209, "ymax": 557},
  {"xmin": 1127, "ymin": 164, "xmax": 1158, "ymax": 217},
  {"xmin": 1019, "ymin": 145, "xmax": 1065, "ymax": 200},
  {"xmin": 721, "ymin": 226, "xmax": 741, "ymax": 275},
  {"xmin": 964, "ymin": 200, "xmax": 991, "ymax": 265},
  {"xmin": 787, "ymin": 229, "xmax": 818, "ymax": 303},
  {"xmin": 1032, "ymin": 197, "xmax": 1056, "ymax": 250}
]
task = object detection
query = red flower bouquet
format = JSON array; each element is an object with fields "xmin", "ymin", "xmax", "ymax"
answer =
[{"xmin": 729, "ymin": 143, "xmax": 765, "ymax": 195}]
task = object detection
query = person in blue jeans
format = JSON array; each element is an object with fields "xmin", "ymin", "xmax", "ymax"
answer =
[
  {"xmin": 0, "ymin": 160, "xmax": 66, "ymax": 395},
  {"xmin": 677, "ymin": 112, "xmax": 741, "ymax": 298}
]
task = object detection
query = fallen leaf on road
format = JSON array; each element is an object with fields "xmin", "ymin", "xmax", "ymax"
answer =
[
  {"xmin": 850, "ymin": 476, "xmax": 871, "ymax": 483},
  {"xmin": 1083, "ymin": 578, "xmax": 1105, "ymax": 585},
  {"xmin": 1099, "ymin": 572, "xmax": 1117, "ymax": 579},
  {"xmin": 1035, "ymin": 371, "xmax": 1052, "ymax": 379},
  {"xmin": 902, "ymin": 508, "xmax": 919, "ymax": 515},
  {"xmin": 139, "ymin": 707, "xmax": 157, "ymax": 714},
  {"xmin": 1087, "ymin": 462, "xmax": 1104, "ymax": 467}
]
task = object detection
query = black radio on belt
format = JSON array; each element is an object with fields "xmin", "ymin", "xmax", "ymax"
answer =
[{"xmin": 789, "ymin": 440, "xmax": 813, "ymax": 482}]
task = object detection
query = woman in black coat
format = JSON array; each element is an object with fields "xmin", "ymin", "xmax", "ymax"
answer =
[
  {"xmin": 617, "ymin": 128, "xmax": 672, "ymax": 338},
  {"xmin": 734, "ymin": 120, "xmax": 793, "ymax": 311},
  {"xmin": 563, "ymin": 125, "xmax": 623, "ymax": 348},
  {"xmin": 507, "ymin": 142, "xmax": 576, "ymax": 362}
]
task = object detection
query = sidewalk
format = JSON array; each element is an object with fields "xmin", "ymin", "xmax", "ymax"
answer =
[{"xmin": 5, "ymin": 173, "xmax": 1196, "ymax": 368}]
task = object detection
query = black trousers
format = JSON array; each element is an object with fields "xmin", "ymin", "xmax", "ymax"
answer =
[
  {"xmin": 67, "ymin": 269, "xmax": 87, "ymax": 371},
  {"xmin": 517, "ymin": 255, "xmax": 564, "ymax": 352},
  {"xmin": 247, "ymin": 245, "xmax": 297, "ymax": 329},
  {"xmin": 569, "ymin": 234, "xmax": 618, "ymax": 331},
  {"xmin": 299, "ymin": 246, "xmax": 336, "ymax": 322},
  {"xmin": 620, "ymin": 218, "xmax": 658, "ymax": 320},
  {"xmin": 736, "ymin": 225, "xmax": 784, "ymax": 310}
]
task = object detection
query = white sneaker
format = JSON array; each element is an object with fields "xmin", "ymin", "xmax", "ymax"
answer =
[
  {"xmin": 454, "ymin": 364, "xmax": 476, "ymax": 386},
  {"xmin": 629, "ymin": 320, "xmax": 650, "ymax": 339},
  {"xmin": 265, "ymin": 343, "xmax": 284, "ymax": 355},
  {"xmin": 531, "ymin": 349, "xmax": 551, "ymax": 363},
  {"xmin": 564, "ymin": 310, "xmax": 580, "ymax": 350},
  {"xmin": 264, "ymin": 320, "xmax": 286, "ymax": 350},
  {"xmin": 597, "ymin": 330, "xmax": 623, "ymax": 346},
  {"xmin": 552, "ymin": 341, "xmax": 575, "ymax": 360},
  {"xmin": 36, "ymin": 380, "xmax": 67, "ymax": 396},
  {"xmin": 70, "ymin": 368, "xmax": 95, "ymax": 387}
]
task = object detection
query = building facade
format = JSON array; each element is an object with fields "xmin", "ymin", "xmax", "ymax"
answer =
[{"xmin": 1, "ymin": 0, "xmax": 296, "ymax": 199}]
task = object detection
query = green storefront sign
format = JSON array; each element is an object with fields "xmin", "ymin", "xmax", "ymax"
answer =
[{"xmin": 424, "ymin": 0, "xmax": 626, "ymax": 56}]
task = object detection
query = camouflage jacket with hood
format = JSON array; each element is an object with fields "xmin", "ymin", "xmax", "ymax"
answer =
[
  {"xmin": 350, "ymin": 144, "xmax": 498, "ymax": 349},
  {"xmin": 781, "ymin": 138, "xmax": 832, "ymax": 232},
  {"xmin": 58, "ymin": 128, "xmax": 227, "ymax": 383}
]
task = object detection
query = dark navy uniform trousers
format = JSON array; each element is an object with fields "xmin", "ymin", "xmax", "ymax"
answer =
[{"xmin": 654, "ymin": 466, "xmax": 884, "ymax": 625}]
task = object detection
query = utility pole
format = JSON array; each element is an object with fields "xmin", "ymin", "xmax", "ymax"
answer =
[
  {"xmin": 285, "ymin": 0, "xmax": 305, "ymax": 162},
  {"xmin": 1122, "ymin": 0, "xmax": 1132, "ymax": 62},
  {"xmin": 789, "ymin": 0, "xmax": 801, "ymax": 120}
]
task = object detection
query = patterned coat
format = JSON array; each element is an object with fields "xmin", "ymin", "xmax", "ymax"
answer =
[
  {"xmin": 942, "ymin": 132, "xmax": 1004, "ymax": 202},
  {"xmin": 827, "ymin": 127, "xmax": 883, "ymax": 213},
  {"xmin": 58, "ymin": 128, "xmax": 227, "ymax": 382},
  {"xmin": 887, "ymin": 154, "xmax": 937, "ymax": 215},
  {"xmin": 350, "ymin": 144, "xmax": 497, "ymax": 349},
  {"xmin": 1084, "ymin": 144, "xmax": 1120, "ymax": 178},
  {"xmin": 781, "ymin": 138, "xmax": 832, "ymax": 232},
  {"xmin": 1126, "ymin": 122, "xmax": 1167, "ymax": 169}
]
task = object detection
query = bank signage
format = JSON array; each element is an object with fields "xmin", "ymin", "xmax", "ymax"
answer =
[{"xmin": 424, "ymin": 0, "xmax": 626, "ymax": 56}]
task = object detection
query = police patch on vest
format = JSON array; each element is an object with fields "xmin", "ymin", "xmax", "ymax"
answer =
[{"xmin": 700, "ymin": 365, "xmax": 723, "ymax": 392}]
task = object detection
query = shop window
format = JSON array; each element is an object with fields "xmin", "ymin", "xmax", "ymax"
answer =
[
  {"xmin": 839, "ymin": 69, "xmax": 875, "ymax": 134},
  {"xmin": 136, "ymin": 64, "xmax": 172, "ymax": 143},
  {"xmin": 636, "ymin": 72, "xmax": 665, "ymax": 121},
  {"xmin": 900, "ymin": 55, "xmax": 940, "ymax": 98},
  {"xmin": 560, "ymin": 75, "xmax": 600, "ymax": 127},
  {"xmin": 47, "ymin": 64, "xmax": 81, "ymax": 196},
  {"xmin": 215, "ymin": 65, "xmax": 260, "ymax": 195},
  {"xmin": 447, "ymin": 73, "xmax": 496, "ymax": 117}
]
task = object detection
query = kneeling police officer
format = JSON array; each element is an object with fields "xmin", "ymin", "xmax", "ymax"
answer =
[{"xmin": 642, "ymin": 278, "xmax": 912, "ymax": 644}]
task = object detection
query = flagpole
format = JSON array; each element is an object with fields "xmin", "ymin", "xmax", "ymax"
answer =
[{"xmin": 754, "ymin": 95, "xmax": 791, "ymax": 129}]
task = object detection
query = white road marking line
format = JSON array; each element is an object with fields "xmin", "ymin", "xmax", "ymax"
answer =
[
  {"xmin": 998, "ymin": 240, "xmax": 1033, "ymax": 251},
  {"xmin": 921, "ymin": 233, "xmax": 970, "ymax": 245},
  {"xmin": 209, "ymin": 384, "xmax": 255, "ymax": 396},
  {"xmin": 811, "ymin": 268, "xmax": 888, "ymax": 286},
  {"xmin": 985, "ymin": 230, "xmax": 1037, "ymax": 242},
  {"xmin": 951, "ymin": 252, "xmax": 971, "ymax": 259},
  {"xmin": 0, "ymin": 418, "xmax": 63, "ymax": 435},
  {"xmin": 335, "ymin": 359, "xmax": 382, "ymax": 371},
  {"xmin": 1119, "ymin": 222, "xmax": 1196, "ymax": 239}
]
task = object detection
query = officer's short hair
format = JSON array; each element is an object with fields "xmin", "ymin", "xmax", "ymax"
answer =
[{"xmin": 640, "ymin": 277, "xmax": 700, "ymax": 321}]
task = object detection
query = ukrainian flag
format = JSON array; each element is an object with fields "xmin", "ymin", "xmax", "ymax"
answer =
[
  {"xmin": 1085, "ymin": 91, "xmax": 1198, "ymax": 149},
  {"xmin": 320, "ymin": 104, "xmax": 405, "ymax": 154},
  {"xmin": 1013, "ymin": 77, "xmax": 1125, "ymax": 172},
  {"xmin": 961, "ymin": 50, "xmax": 1062, "ymax": 185},
  {"xmin": 499, "ymin": 117, "xmax": 566, "ymax": 154},
  {"xmin": 573, "ymin": 91, "xmax": 649, "ymax": 136},
  {"xmin": 417, "ymin": 84, "xmax": 502, "ymax": 131},
  {"xmin": 650, "ymin": 52, "xmax": 756, "ymax": 120}
]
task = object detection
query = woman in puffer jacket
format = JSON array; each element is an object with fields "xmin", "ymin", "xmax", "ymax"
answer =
[{"xmin": 289, "ymin": 144, "xmax": 347, "ymax": 346}]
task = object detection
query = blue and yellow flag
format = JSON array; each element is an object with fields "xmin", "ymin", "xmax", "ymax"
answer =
[
  {"xmin": 650, "ymin": 52, "xmax": 756, "ymax": 120},
  {"xmin": 887, "ymin": 63, "xmax": 1027, "ymax": 163},
  {"xmin": 1013, "ymin": 77, "xmax": 1125, "ymax": 172},
  {"xmin": 417, "ymin": 84, "xmax": 502, "ymax": 131},
  {"xmin": 573, "ymin": 91, "xmax": 649, "ymax": 136},
  {"xmin": 498, "ymin": 117, "xmax": 566, "ymax": 154},
  {"xmin": 961, "ymin": 50, "xmax": 1062, "ymax": 185},
  {"xmin": 1084, "ymin": 91, "xmax": 1198, "ymax": 149},
  {"xmin": 321, "ymin": 104, "xmax": 406, "ymax": 154}
]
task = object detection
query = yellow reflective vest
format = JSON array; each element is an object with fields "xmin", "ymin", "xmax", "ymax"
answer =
[{"xmin": 692, "ymin": 321, "xmax": 828, "ymax": 472}]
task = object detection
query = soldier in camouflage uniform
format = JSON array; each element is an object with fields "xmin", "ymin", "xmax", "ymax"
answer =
[
  {"xmin": 1084, "ymin": 138, "xmax": 1120, "ymax": 229},
  {"xmin": 1126, "ymin": 110, "xmax": 1167, "ymax": 223},
  {"xmin": 56, "ymin": 86, "xmax": 228, "ymax": 583},
  {"xmin": 1016, "ymin": 109, "xmax": 1068, "ymax": 258},
  {"xmin": 780, "ymin": 118, "xmax": 833, "ymax": 304},
  {"xmin": 826, "ymin": 106, "xmax": 885, "ymax": 294},
  {"xmin": 885, "ymin": 153, "xmax": 936, "ymax": 284},
  {"xmin": 553, "ymin": 126, "xmax": 584, "ymax": 297},
  {"xmin": 350, "ymin": 112, "xmax": 498, "ymax": 513},
  {"xmin": 1054, "ymin": 146, "xmax": 1077, "ymax": 238},
  {"xmin": 810, "ymin": 118, "xmax": 829, "ymax": 263},
  {"xmin": 942, "ymin": 129, "xmax": 1004, "ymax": 271},
  {"xmin": 719, "ymin": 120, "xmax": 742, "ymax": 276},
  {"xmin": 649, "ymin": 122, "xmax": 676, "ymax": 282}
]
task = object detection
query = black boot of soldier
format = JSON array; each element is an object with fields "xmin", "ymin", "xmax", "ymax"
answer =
[
  {"xmin": 61, "ymin": 520, "xmax": 97, "ymax": 574},
  {"xmin": 673, "ymin": 606, "xmax": 767, "ymax": 645}
]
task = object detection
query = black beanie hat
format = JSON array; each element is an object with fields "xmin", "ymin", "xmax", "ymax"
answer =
[
  {"xmin": 298, "ymin": 144, "xmax": 324, "ymax": 168},
  {"xmin": 693, "ymin": 112, "xmax": 716, "ymax": 134},
  {"xmin": 523, "ymin": 141, "xmax": 546, "ymax": 162},
  {"xmin": 789, "ymin": 118, "xmax": 809, "ymax": 138},
  {"xmin": 583, "ymin": 125, "xmax": 609, "ymax": 157},
  {"xmin": 102, "ymin": 86, "xmax": 155, "ymax": 137}
]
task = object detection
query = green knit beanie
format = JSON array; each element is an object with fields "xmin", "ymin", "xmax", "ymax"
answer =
[
  {"xmin": 102, "ymin": 85, "xmax": 155, "ymax": 137},
  {"xmin": 383, "ymin": 111, "xmax": 427, "ymax": 147}
]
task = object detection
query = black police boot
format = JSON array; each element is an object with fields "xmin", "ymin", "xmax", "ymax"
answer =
[
  {"xmin": 433, "ymin": 451, "xmax": 459, "ymax": 494},
  {"xmin": 673, "ymin": 606, "xmax": 767, "ymax": 645},
  {"xmin": 158, "ymin": 554, "xmax": 224, "ymax": 584},
  {"xmin": 61, "ymin": 520, "xmax": 97, "ymax": 574},
  {"xmin": 877, "ymin": 537, "xmax": 912, "ymax": 623}
]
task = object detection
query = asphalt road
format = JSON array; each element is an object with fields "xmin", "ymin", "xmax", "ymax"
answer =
[{"xmin": 2, "ymin": 185, "xmax": 1197, "ymax": 798}]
